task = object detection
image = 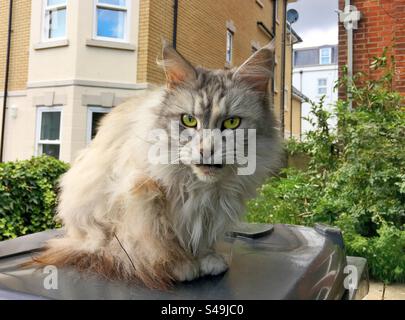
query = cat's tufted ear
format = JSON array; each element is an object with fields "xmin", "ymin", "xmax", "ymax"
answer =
[
  {"xmin": 161, "ymin": 43, "xmax": 197, "ymax": 89},
  {"xmin": 233, "ymin": 41, "xmax": 275, "ymax": 93}
]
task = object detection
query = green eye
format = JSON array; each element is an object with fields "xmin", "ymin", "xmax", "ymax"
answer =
[
  {"xmin": 223, "ymin": 117, "xmax": 241, "ymax": 130},
  {"xmin": 181, "ymin": 114, "xmax": 198, "ymax": 128}
]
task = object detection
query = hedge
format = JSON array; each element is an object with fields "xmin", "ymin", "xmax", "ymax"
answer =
[{"xmin": 0, "ymin": 156, "xmax": 69, "ymax": 240}]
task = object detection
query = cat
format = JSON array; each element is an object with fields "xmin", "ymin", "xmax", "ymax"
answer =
[{"xmin": 31, "ymin": 42, "xmax": 281, "ymax": 289}]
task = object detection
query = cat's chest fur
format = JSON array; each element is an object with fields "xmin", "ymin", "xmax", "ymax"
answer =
[{"xmin": 163, "ymin": 176, "xmax": 246, "ymax": 254}]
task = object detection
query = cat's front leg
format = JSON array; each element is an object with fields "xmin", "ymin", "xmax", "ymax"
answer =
[
  {"xmin": 171, "ymin": 259, "xmax": 200, "ymax": 282},
  {"xmin": 199, "ymin": 251, "xmax": 229, "ymax": 277}
]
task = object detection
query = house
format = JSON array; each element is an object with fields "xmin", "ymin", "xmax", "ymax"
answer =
[
  {"xmin": 293, "ymin": 45, "xmax": 338, "ymax": 135},
  {"xmin": 338, "ymin": 0, "xmax": 405, "ymax": 98},
  {"xmin": 0, "ymin": 0, "xmax": 301, "ymax": 163}
]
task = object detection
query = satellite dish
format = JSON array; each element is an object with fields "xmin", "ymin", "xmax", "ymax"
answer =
[{"xmin": 287, "ymin": 9, "xmax": 299, "ymax": 24}]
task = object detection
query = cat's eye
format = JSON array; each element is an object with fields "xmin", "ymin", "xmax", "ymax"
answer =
[
  {"xmin": 223, "ymin": 117, "xmax": 241, "ymax": 130},
  {"xmin": 181, "ymin": 114, "xmax": 198, "ymax": 128}
]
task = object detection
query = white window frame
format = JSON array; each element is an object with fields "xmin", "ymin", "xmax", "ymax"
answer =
[
  {"xmin": 319, "ymin": 47, "xmax": 332, "ymax": 65},
  {"xmin": 275, "ymin": 0, "xmax": 279, "ymax": 24},
  {"xmin": 93, "ymin": 0, "xmax": 130, "ymax": 43},
  {"xmin": 42, "ymin": 0, "xmax": 67, "ymax": 42},
  {"xmin": 226, "ymin": 29, "xmax": 234, "ymax": 64},
  {"xmin": 35, "ymin": 106, "xmax": 63, "ymax": 159},
  {"xmin": 87, "ymin": 106, "xmax": 111, "ymax": 143},
  {"xmin": 318, "ymin": 78, "xmax": 328, "ymax": 95}
]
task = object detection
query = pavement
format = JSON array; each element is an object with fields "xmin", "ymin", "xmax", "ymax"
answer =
[{"xmin": 363, "ymin": 281, "xmax": 405, "ymax": 300}]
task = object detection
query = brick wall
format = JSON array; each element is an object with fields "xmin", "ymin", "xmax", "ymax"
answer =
[
  {"xmin": 138, "ymin": 0, "xmax": 276, "ymax": 84},
  {"xmin": 0, "ymin": 0, "xmax": 31, "ymax": 91},
  {"xmin": 137, "ymin": 0, "xmax": 292, "ymax": 125},
  {"xmin": 338, "ymin": 0, "xmax": 405, "ymax": 97}
]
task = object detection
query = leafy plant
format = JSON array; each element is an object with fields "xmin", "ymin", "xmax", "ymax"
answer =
[
  {"xmin": 247, "ymin": 50, "xmax": 405, "ymax": 283},
  {"xmin": 0, "ymin": 156, "xmax": 69, "ymax": 240}
]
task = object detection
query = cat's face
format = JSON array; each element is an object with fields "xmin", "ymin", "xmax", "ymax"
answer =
[{"xmin": 156, "ymin": 44, "xmax": 276, "ymax": 183}]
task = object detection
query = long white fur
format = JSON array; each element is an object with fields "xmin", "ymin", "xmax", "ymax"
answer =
[{"xmin": 37, "ymin": 45, "xmax": 281, "ymax": 288}]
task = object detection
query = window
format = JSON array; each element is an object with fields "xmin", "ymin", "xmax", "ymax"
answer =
[
  {"xmin": 318, "ymin": 78, "xmax": 328, "ymax": 95},
  {"xmin": 95, "ymin": 0, "xmax": 129, "ymax": 41},
  {"xmin": 87, "ymin": 107, "xmax": 110, "ymax": 143},
  {"xmin": 226, "ymin": 29, "xmax": 234, "ymax": 64},
  {"xmin": 43, "ymin": 0, "xmax": 67, "ymax": 40},
  {"xmin": 36, "ymin": 107, "xmax": 62, "ymax": 159},
  {"xmin": 320, "ymin": 47, "xmax": 332, "ymax": 65}
]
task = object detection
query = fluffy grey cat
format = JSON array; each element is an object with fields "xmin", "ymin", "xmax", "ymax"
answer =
[{"xmin": 33, "ymin": 42, "xmax": 281, "ymax": 289}]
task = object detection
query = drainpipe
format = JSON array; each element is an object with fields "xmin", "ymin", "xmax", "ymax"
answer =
[
  {"xmin": 289, "ymin": 32, "xmax": 293, "ymax": 139},
  {"xmin": 280, "ymin": 0, "xmax": 287, "ymax": 138},
  {"xmin": 299, "ymin": 70, "xmax": 303, "ymax": 92},
  {"xmin": 1, "ymin": 0, "xmax": 13, "ymax": 162},
  {"xmin": 272, "ymin": 0, "xmax": 277, "ymax": 36},
  {"xmin": 339, "ymin": 0, "xmax": 361, "ymax": 110},
  {"xmin": 298, "ymin": 70, "xmax": 304, "ymax": 139},
  {"xmin": 172, "ymin": 0, "xmax": 179, "ymax": 49},
  {"xmin": 346, "ymin": 0, "xmax": 353, "ymax": 110}
]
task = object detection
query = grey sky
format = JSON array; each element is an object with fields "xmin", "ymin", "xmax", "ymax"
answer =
[{"xmin": 288, "ymin": 0, "xmax": 339, "ymax": 48}]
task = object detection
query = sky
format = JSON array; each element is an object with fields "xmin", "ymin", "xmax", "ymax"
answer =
[{"xmin": 288, "ymin": 0, "xmax": 339, "ymax": 48}]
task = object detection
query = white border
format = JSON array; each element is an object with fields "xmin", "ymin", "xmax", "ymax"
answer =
[
  {"xmin": 226, "ymin": 29, "xmax": 234, "ymax": 64},
  {"xmin": 35, "ymin": 106, "xmax": 63, "ymax": 158},
  {"xmin": 93, "ymin": 0, "xmax": 131, "ymax": 43},
  {"xmin": 86, "ymin": 106, "xmax": 111, "ymax": 143},
  {"xmin": 317, "ymin": 77, "xmax": 328, "ymax": 95},
  {"xmin": 319, "ymin": 47, "xmax": 332, "ymax": 65},
  {"xmin": 42, "ymin": 0, "xmax": 68, "ymax": 42}
]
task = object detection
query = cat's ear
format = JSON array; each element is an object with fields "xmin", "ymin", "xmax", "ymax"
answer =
[
  {"xmin": 233, "ymin": 41, "xmax": 275, "ymax": 93},
  {"xmin": 160, "ymin": 43, "xmax": 197, "ymax": 89}
]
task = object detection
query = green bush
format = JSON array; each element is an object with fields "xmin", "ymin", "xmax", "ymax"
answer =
[
  {"xmin": 0, "ymin": 156, "xmax": 69, "ymax": 240},
  {"xmin": 247, "ymin": 51, "xmax": 405, "ymax": 283}
]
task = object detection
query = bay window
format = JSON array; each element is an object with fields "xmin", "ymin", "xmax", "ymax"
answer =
[
  {"xmin": 43, "ymin": 0, "xmax": 67, "ymax": 40},
  {"xmin": 36, "ymin": 107, "xmax": 62, "ymax": 159},
  {"xmin": 95, "ymin": 0, "xmax": 129, "ymax": 41}
]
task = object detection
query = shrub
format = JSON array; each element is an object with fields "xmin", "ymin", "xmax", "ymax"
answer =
[
  {"xmin": 0, "ymin": 156, "xmax": 69, "ymax": 240},
  {"xmin": 247, "ymin": 51, "xmax": 405, "ymax": 283}
]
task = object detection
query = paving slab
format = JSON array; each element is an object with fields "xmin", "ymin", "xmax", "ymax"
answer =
[
  {"xmin": 363, "ymin": 281, "xmax": 384, "ymax": 300},
  {"xmin": 383, "ymin": 283, "xmax": 405, "ymax": 300}
]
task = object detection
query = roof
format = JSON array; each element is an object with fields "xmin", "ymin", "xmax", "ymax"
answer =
[
  {"xmin": 292, "ymin": 86, "xmax": 309, "ymax": 102},
  {"xmin": 287, "ymin": 23, "xmax": 303, "ymax": 44}
]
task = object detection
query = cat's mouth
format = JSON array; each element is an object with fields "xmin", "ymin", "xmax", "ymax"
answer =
[
  {"xmin": 195, "ymin": 164, "xmax": 224, "ymax": 169},
  {"xmin": 193, "ymin": 164, "xmax": 224, "ymax": 177}
]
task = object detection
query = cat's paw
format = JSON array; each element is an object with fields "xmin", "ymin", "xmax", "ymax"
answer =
[
  {"xmin": 171, "ymin": 260, "xmax": 200, "ymax": 282},
  {"xmin": 199, "ymin": 253, "xmax": 229, "ymax": 277}
]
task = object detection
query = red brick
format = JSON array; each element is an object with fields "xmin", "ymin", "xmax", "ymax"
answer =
[{"xmin": 339, "ymin": 0, "xmax": 405, "ymax": 98}]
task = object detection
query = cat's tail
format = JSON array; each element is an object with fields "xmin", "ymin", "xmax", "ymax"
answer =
[{"xmin": 21, "ymin": 238, "xmax": 175, "ymax": 290}]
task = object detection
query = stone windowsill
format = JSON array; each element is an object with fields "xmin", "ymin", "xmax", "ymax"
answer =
[
  {"xmin": 86, "ymin": 39, "xmax": 136, "ymax": 51},
  {"xmin": 256, "ymin": 0, "xmax": 264, "ymax": 8},
  {"xmin": 33, "ymin": 39, "xmax": 69, "ymax": 50}
]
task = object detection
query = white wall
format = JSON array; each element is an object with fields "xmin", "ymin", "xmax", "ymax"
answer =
[
  {"xmin": 4, "ymin": 0, "xmax": 144, "ymax": 163},
  {"xmin": 293, "ymin": 64, "xmax": 338, "ymax": 136},
  {"xmin": 28, "ymin": 0, "xmax": 140, "ymax": 86}
]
